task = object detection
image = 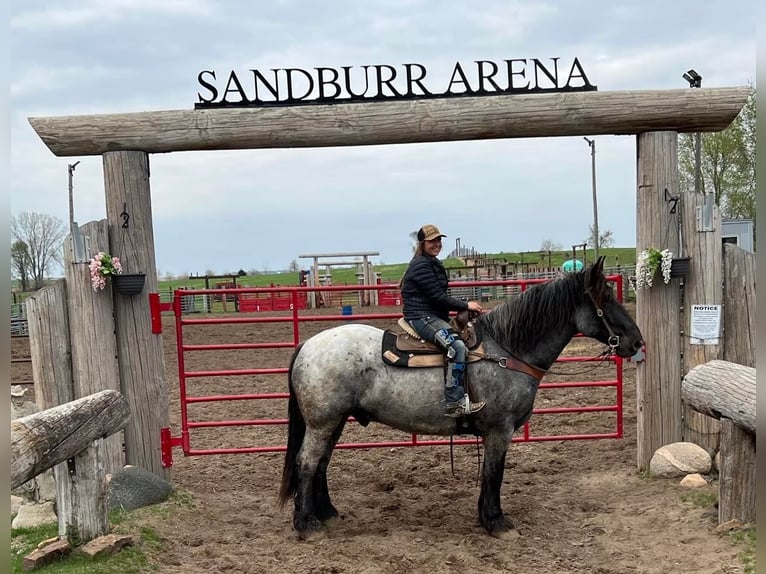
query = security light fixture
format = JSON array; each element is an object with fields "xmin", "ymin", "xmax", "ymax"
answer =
[{"xmin": 683, "ymin": 69, "xmax": 702, "ymax": 88}]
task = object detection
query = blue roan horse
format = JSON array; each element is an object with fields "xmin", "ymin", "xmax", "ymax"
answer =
[{"xmin": 278, "ymin": 257, "xmax": 643, "ymax": 538}]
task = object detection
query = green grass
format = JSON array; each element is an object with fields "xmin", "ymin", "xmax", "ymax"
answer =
[
  {"xmin": 680, "ymin": 490, "xmax": 718, "ymax": 509},
  {"xmin": 728, "ymin": 527, "xmax": 756, "ymax": 574},
  {"xmin": 10, "ymin": 491, "xmax": 195, "ymax": 573},
  {"xmin": 677, "ymin": 490, "xmax": 755, "ymax": 573}
]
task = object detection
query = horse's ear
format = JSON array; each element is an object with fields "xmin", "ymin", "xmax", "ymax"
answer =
[
  {"xmin": 586, "ymin": 256, "xmax": 606, "ymax": 289},
  {"xmin": 595, "ymin": 255, "xmax": 606, "ymax": 274}
]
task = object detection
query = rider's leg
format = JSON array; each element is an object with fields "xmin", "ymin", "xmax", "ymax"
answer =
[{"xmin": 408, "ymin": 317, "xmax": 485, "ymax": 416}]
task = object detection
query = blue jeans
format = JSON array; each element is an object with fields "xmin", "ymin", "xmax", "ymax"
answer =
[{"xmin": 408, "ymin": 316, "xmax": 466, "ymax": 403}]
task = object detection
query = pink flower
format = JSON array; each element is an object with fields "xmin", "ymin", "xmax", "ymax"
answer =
[{"xmin": 88, "ymin": 252, "xmax": 123, "ymax": 291}]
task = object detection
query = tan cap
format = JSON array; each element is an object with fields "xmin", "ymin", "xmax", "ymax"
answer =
[{"xmin": 417, "ymin": 224, "xmax": 446, "ymax": 241}]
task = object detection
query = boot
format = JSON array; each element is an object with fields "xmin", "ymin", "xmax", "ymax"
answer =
[
  {"xmin": 445, "ymin": 393, "xmax": 486, "ymax": 418},
  {"xmin": 444, "ymin": 363, "xmax": 486, "ymax": 418}
]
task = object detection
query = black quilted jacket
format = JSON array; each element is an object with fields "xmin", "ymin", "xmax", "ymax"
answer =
[{"xmin": 401, "ymin": 254, "xmax": 468, "ymax": 321}]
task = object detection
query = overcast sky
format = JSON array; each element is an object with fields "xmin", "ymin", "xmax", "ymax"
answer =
[{"xmin": 10, "ymin": 0, "xmax": 756, "ymax": 276}]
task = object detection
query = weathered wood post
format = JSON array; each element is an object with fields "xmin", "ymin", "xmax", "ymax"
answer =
[
  {"xmin": 25, "ymin": 272, "xmax": 124, "ymax": 543},
  {"xmin": 103, "ymin": 150, "xmax": 171, "ymax": 481},
  {"xmin": 680, "ymin": 195, "xmax": 722, "ymax": 452},
  {"xmin": 63, "ymin": 219, "xmax": 124, "ymax": 476},
  {"xmin": 635, "ymin": 131, "xmax": 683, "ymax": 470},
  {"xmin": 722, "ymin": 244, "xmax": 756, "ymax": 367},
  {"xmin": 25, "ymin": 281, "xmax": 76, "ymax": 539}
]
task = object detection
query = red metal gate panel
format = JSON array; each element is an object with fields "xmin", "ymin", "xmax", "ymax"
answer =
[{"xmin": 161, "ymin": 277, "xmax": 625, "ymax": 467}]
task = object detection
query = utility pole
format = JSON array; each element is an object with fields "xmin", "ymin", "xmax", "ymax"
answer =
[{"xmin": 583, "ymin": 137, "xmax": 599, "ymax": 259}]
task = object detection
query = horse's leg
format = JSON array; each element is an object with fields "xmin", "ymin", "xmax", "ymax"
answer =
[
  {"xmin": 313, "ymin": 419, "xmax": 346, "ymax": 523},
  {"xmin": 478, "ymin": 431, "xmax": 514, "ymax": 536},
  {"xmin": 293, "ymin": 427, "xmax": 334, "ymax": 537}
]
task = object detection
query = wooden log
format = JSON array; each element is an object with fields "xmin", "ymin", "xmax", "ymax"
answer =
[
  {"xmin": 24, "ymin": 280, "xmax": 76, "ymax": 539},
  {"xmin": 681, "ymin": 359, "xmax": 755, "ymax": 433},
  {"xmin": 718, "ymin": 419, "xmax": 756, "ymax": 524},
  {"xmin": 723, "ymin": 244, "xmax": 756, "ymax": 367},
  {"xmin": 64, "ymin": 220, "xmax": 124, "ymax": 476},
  {"xmin": 681, "ymin": 194, "xmax": 722, "ymax": 453},
  {"xmin": 104, "ymin": 151, "xmax": 171, "ymax": 481},
  {"xmin": 28, "ymin": 87, "xmax": 751, "ymax": 157},
  {"xmin": 635, "ymin": 131, "xmax": 683, "ymax": 470},
  {"xmin": 10, "ymin": 390, "xmax": 130, "ymax": 489}
]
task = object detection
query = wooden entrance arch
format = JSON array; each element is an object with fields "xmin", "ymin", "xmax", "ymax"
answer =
[{"xmin": 28, "ymin": 86, "xmax": 751, "ymax": 474}]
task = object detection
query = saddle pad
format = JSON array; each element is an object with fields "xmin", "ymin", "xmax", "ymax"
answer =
[{"xmin": 381, "ymin": 330, "xmax": 485, "ymax": 368}]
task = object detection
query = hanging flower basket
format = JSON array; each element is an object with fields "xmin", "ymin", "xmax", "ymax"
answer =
[
  {"xmin": 669, "ymin": 256, "xmax": 691, "ymax": 279},
  {"xmin": 113, "ymin": 273, "xmax": 146, "ymax": 296}
]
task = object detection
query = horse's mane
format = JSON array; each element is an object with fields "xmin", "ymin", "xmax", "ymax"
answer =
[{"xmin": 476, "ymin": 271, "xmax": 587, "ymax": 355}]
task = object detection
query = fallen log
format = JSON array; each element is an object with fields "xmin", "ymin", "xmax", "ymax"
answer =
[
  {"xmin": 11, "ymin": 390, "xmax": 130, "ymax": 489},
  {"xmin": 681, "ymin": 359, "xmax": 755, "ymax": 434}
]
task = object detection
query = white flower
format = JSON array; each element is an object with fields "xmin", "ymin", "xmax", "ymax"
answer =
[{"xmin": 632, "ymin": 248, "xmax": 674, "ymax": 291}]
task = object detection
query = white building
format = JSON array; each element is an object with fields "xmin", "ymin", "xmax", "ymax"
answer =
[{"xmin": 721, "ymin": 219, "xmax": 755, "ymax": 253}]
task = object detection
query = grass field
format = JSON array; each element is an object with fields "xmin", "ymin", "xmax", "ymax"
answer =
[{"xmin": 11, "ymin": 247, "xmax": 637, "ymax": 304}]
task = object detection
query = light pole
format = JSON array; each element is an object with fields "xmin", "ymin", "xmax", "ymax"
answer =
[
  {"xmin": 67, "ymin": 162, "xmax": 80, "ymax": 226},
  {"xmin": 583, "ymin": 137, "xmax": 599, "ymax": 259},
  {"xmin": 682, "ymin": 69, "xmax": 702, "ymax": 193}
]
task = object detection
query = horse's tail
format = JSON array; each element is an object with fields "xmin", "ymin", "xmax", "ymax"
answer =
[{"xmin": 278, "ymin": 342, "xmax": 306, "ymax": 508}]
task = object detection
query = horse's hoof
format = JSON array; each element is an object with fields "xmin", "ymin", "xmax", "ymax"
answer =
[
  {"xmin": 296, "ymin": 527, "xmax": 328, "ymax": 541},
  {"xmin": 491, "ymin": 527, "xmax": 521, "ymax": 540},
  {"xmin": 294, "ymin": 516, "xmax": 322, "ymax": 540},
  {"xmin": 323, "ymin": 515, "xmax": 343, "ymax": 528}
]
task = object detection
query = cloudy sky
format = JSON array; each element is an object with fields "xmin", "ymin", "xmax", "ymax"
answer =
[{"xmin": 10, "ymin": 0, "xmax": 756, "ymax": 276}]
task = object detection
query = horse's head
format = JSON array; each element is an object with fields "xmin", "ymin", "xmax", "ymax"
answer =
[{"xmin": 575, "ymin": 256, "xmax": 644, "ymax": 358}]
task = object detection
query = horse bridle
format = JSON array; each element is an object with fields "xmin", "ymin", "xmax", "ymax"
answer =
[{"xmin": 585, "ymin": 288, "xmax": 620, "ymax": 353}]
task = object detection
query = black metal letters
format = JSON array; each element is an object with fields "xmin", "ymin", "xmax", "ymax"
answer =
[{"xmin": 195, "ymin": 57, "xmax": 596, "ymax": 109}]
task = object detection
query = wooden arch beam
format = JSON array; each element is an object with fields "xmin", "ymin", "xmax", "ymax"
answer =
[{"xmin": 28, "ymin": 87, "xmax": 751, "ymax": 157}]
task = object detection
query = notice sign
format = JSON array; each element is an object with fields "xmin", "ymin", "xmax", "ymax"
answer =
[{"xmin": 690, "ymin": 304, "xmax": 721, "ymax": 345}]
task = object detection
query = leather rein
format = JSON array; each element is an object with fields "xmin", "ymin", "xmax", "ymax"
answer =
[{"xmin": 467, "ymin": 286, "xmax": 622, "ymax": 380}]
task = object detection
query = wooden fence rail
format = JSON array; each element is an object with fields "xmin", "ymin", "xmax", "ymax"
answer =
[
  {"xmin": 682, "ymin": 360, "xmax": 755, "ymax": 524},
  {"xmin": 11, "ymin": 390, "xmax": 130, "ymax": 490}
]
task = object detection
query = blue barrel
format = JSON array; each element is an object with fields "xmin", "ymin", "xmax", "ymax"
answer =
[{"xmin": 341, "ymin": 305, "xmax": 353, "ymax": 316}]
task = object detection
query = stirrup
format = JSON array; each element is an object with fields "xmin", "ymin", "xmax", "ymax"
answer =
[{"xmin": 445, "ymin": 394, "xmax": 486, "ymax": 418}]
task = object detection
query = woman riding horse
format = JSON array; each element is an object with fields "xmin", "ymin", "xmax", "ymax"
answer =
[{"xmin": 279, "ymin": 256, "xmax": 643, "ymax": 538}]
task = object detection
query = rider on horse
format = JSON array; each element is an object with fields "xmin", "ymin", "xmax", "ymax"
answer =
[{"xmin": 400, "ymin": 224, "xmax": 486, "ymax": 418}]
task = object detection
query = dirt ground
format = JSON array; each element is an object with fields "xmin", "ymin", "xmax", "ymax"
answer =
[{"xmin": 12, "ymin": 305, "xmax": 746, "ymax": 573}]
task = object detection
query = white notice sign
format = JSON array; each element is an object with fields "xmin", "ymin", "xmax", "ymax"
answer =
[{"xmin": 690, "ymin": 304, "xmax": 721, "ymax": 345}]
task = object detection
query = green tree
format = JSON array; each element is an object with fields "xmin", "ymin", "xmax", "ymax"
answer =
[
  {"xmin": 10, "ymin": 212, "xmax": 67, "ymax": 290},
  {"xmin": 679, "ymin": 90, "xmax": 756, "ymax": 224},
  {"xmin": 11, "ymin": 240, "xmax": 31, "ymax": 291}
]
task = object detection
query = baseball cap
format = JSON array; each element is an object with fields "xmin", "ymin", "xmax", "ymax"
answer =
[{"xmin": 417, "ymin": 224, "xmax": 446, "ymax": 241}]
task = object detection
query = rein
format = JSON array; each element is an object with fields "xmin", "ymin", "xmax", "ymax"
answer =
[
  {"xmin": 468, "ymin": 286, "xmax": 622, "ymax": 379},
  {"xmin": 585, "ymin": 288, "xmax": 621, "ymax": 354}
]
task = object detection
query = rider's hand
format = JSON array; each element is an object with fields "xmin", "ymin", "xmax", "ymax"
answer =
[{"xmin": 467, "ymin": 301, "xmax": 483, "ymax": 313}]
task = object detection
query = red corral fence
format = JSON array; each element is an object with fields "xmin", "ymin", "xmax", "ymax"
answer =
[{"xmin": 160, "ymin": 277, "xmax": 625, "ymax": 467}]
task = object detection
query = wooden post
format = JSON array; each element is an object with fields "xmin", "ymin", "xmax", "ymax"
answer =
[
  {"xmin": 11, "ymin": 390, "xmax": 131, "ymax": 489},
  {"xmin": 680, "ymin": 195, "xmax": 722, "ymax": 452},
  {"xmin": 635, "ymin": 131, "xmax": 683, "ymax": 470},
  {"xmin": 719, "ymin": 419, "xmax": 756, "ymax": 524},
  {"xmin": 103, "ymin": 150, "xmax": 171, "ymax": 481},
  {"xmin": 25, "ymin": 281, "xmax": 75, "ymax": 539},
  {"xmin": 64, "ymin": 220, "xmax": 124, "ymax": 476},
  {"xmin": 682, "ymin": 360, "xmax": 755, "ymax": 524},
  {"xmin": 722, "ymin": 244, "xmax": 756, "ymax": 367}
]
